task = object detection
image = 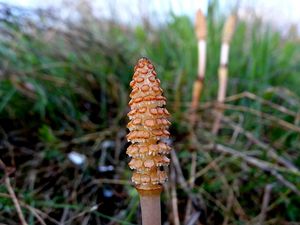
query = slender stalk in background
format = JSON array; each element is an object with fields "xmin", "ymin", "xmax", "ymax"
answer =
[
  {"xmin": 212, "ymin": 14, "xmax": 237, "ymax": 134},
  {"xmin": 127, "ymin": 57, "xmax": 171, "ymax": 225},
  {"xmin": 185, "ymin": 8, "xmax": 207, "ymax": 223},
  {"xmin": 190, "ymin": 9, "xmax": 207, "ymax": 125}
]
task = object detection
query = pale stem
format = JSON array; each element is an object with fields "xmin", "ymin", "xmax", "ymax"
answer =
[
  {"xmin": 140, "ymin": 193, "xmax": 161, "ymax": 225},
  {"xmin": 217, "ymin": 67, "xmax": 228, "ymax": 103},
  {"xmin": 213, "ymin": 67, "xmax": 228, "ymax": 134}
]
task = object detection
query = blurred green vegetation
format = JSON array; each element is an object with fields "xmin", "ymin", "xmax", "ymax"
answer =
[{"xmin": 0, "ymin": 1, "xmax": 300, "ymax": 224}]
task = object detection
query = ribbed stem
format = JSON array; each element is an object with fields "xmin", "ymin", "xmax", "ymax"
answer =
[
  {"xmin": 191, "ymin": 78, "xmax": 204, "ymax": 114},
  {"xmin": 217, "ymin": 66, "xmax": 228, "ymax": 103},
  {"xmin": 212, "ymin": 66, "xmax": 228, "ymax": 134},
  {"xmin": 139, "ymin": 193, "xmax": 161, "ymax": 225}
]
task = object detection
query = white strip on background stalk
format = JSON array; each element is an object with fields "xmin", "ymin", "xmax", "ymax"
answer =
[
  {"xmin": 198, "ymin": 40, "xmax": 206, "ymax": 78},
  {"xmin": 218, "ymin": 43, "xmax": 229, "ymax": 103},
  {"xmin": 220, "ymin": 43, "xmax": 230, "ymax": 67}
]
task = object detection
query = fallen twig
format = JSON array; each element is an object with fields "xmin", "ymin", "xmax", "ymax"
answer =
[
  {"xmin": 0, "ymin": 159, "xmax": 28, "ymax": 225},
  {"xmin": 222, "ymin": 103, "xmax": 300, "ymax": 133},
  {"xmin": 225, "ymin": 91, "xmax": 297, "ymax": 117},
  {"xmin": 258, "ymin": 183, "xmax": 273, "ymax": 225},
  {"xmin": 202, "ymin": 144, "xmax": 300, "ymax": 196},
  {"xmin": 221, "ymin": 115, "xmax": 299, "ymax": 172}
]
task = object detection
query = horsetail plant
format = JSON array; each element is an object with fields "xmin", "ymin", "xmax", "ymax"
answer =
[
  {"xmin": 212, "ymin": 14, "xmax": 237, "ymax": 134},
  {"xmin": 127, "ymin": 57, "xmax": 171, "ymax": 225},
  {"xmin": 190, "ymin": 8, "xmax": 207, "ymax": 125},
  {"xmin": 185, "ymin": 8, "xmax": 207, "ymax": 222}
]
